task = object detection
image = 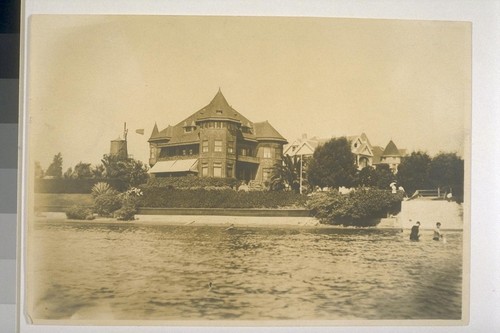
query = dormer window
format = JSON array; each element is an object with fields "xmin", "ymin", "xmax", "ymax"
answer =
[{"xmin": 183, "ymin": 121, "xmax": 196, "ymax": 133}]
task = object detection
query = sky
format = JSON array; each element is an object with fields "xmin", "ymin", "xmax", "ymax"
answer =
[{"xmin": 27, "ymin": 15, "xmax": 471, "ymax": 171}]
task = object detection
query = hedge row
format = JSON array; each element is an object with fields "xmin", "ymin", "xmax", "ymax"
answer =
[
  {"xmin": 138, "ymin": 188, "xmax": 307, "ymax": 208},
  {"xmin": 307, "ymin": 188, "xmax": 404, "ymax": 226},
  {"xmin": 145, "ymin": 176, "xmax": 240, "ymax": 189},
  {"xmin": 35, "ymin": 178, "xmax": 128, "ymax": 193}
]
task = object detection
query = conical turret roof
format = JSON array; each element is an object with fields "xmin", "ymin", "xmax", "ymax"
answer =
[
  {"xmin": 383, "ymin": 140, "xmax": 401, "ymax": 156},
  {"xmin": 193, "ymin": 89, "xmax": 249, "ymax": 123}
]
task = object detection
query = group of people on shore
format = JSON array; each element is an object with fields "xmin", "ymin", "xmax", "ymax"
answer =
[{"xmin": 409, "ymin": 220, "xmax": 444, "ymax": 242}]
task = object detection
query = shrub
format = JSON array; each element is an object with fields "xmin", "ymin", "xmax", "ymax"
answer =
[
  {"xmin": 138, "ymin": 188, "xmax": 307, "ymax": 209},
  {"xmin": 307, "ymin": 188, "xmax": 404, "ymax": 226},
  {"xmin": 144, "ymin": 176, "xmax": 240, "ymax": 190},
  {"xmin": 94, "ymin": 193, "xmax": 122, "ymax": 217},
  {"xmin": 91, "ymin": 182, "xmax": 118, "ymax": 198},
  {"xmin": 66, "ymin": 205, "xmax": 94, "ymax": 220},
  {"xmin": 114, "ymin": 205, "xmax": 137, "ymax": 221}
]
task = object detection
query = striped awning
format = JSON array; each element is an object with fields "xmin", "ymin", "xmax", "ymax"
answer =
[{"xmin": 148, "ymin": 159, "xmax": 198, "ymax": 174}]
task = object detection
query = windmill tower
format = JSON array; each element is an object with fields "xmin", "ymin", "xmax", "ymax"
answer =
[{"xmin": 110, "ymin": 122, "xmax": 128, "ymax": 160}]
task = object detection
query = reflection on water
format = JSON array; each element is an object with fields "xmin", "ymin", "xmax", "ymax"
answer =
[{"xmin": 30, "ymin": 221, "xmax": 462, "ymax": 321}]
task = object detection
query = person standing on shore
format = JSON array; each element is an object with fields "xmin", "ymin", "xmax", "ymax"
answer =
[
  {"xmin": 410, "ymin": 221, "xmax": 420, "ymax": 241},
  {"xmin": 433, "ymin": 222, "xmax": 444, "ymax": 241}
]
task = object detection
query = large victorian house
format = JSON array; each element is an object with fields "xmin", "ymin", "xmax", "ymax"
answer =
[{"xmin": 148, "ymin": 90, "xmax": 287, "ymax": 182}]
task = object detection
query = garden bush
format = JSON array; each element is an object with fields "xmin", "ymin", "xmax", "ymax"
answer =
[
  {"xmin": 94, "ymin": 193, "xmax": 122, "ymax": 216},
  {"xmin": 66, "ymin": 205, "xmax": 94, "ymax": 220},
  {"xmin": 307, "ymin": 188, "xmax": 404, "ymax": 226},
  {"xmin": 114, "ymin": 205, "xmax": 137, "ymax": 221},
  {"xmin": 138, "ymin": 188, "xmax": 307, "ymax": 209},
  {"xmin": 91, "ymin": 182, "xmax": 118, "ymax": 198}
]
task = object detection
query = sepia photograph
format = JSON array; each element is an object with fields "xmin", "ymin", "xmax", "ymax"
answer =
[{"xmin": 24, "ymin": 14, "xmax": 470, "ymax": 325}]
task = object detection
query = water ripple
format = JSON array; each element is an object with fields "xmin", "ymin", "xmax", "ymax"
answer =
[{"xmin": 30, "ymin": 222, "xmax": 463, "ymax": 321}]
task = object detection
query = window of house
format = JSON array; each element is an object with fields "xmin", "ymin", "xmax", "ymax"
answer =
[
  {"xmin": 208, "ymin": 122, "xmax": 214, "ymax": 128},
  {"xmin": 182, "ymin": 149, "xmax": 187, "ymax": 156},
  {"xmin": 227, "ymin": 141, "xmax": 234, "ymax": 154},
  {"xmin": 213, "ymin": 162, "xmax": 222, "ymax": 178},
  {"xmin": 150, "ymin": 147, "xmax": 155, "ymax": 159},
  {"xmin": 202, "ymin": 140, "xmax": 209, "ymax": 153},
  {"xmin": 216, "ymin": 109, "xmax": 223, "ymax": 115},
  {"xmin": 202, "ymin": 164, "xmax": 209, "ymax": 177},
  {"xmin": 184, "ymin": 127, "xmax": 193, "ymax": 133},
  {"xmin": 263, "ymin": 147, "xmax": 272, "ymax": 158},
  {"xmin": 240, "ymin": 147, "xmax": 247, "ymax": 156},
  {"xmin": 188, "ymin": 149, "xmax": 193, "ymax": 155},
  {"xmin": 214, "ymin": 140, "xmax": 223, "ymax": 152},
  {"xmin": 227, "ymin": 163, "xmax": 233, "ymax": 177}
]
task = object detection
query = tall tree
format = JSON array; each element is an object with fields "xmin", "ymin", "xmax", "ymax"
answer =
[
  {"xmin": 63, "ymin": 167, "xmax": 73, "ymax": 179},
  {"xmin": 45, "ymin": 152, "xmax": 63, "ymax": 178},
  {"xmin": 307, "ymin": 137, "xmax": 357, "ymax": 189},
  {"xmin": 101, "ymin": 154, "xmax": 149, "ymax": 188},
  {"xmin": 357, "ymin": 166, "xmax": 377, "ymax": 188},
  {"xmin": 397, "ymin": 151, "xmax": 432, "ymax": 196},
  {"xmin": 91, "ymin": 164, "xmax": 105, "ymax": 179},
  {"xmin": 72, "ymin": 162, "xmax": 93, "ymax": 179},
  {"xmin": 356, "ymin": 164, "xmax": 396, "ymax": 190},
  {"xmin": 270, "ymin": 155, "xmax": 304, "ymax": 193},
  {"xmin": 374, "ymin": 163, "xmax": 396, "ymax": 190},
  {"xmin": 429, "ymin": 152, "xmax": 464, "ymax": 201}
]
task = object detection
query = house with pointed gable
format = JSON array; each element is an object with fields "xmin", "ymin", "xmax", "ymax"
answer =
[
  {"xmin": 347, "ymin": 133, "xmax": 375, "ymax": 170},
  {"xmin": 284, "ymin": 132, "xmax": 406, "ymax": 173},
  {"xmin": 148, "ymin": 89, "xmax": 287, "ymax": 182},
  {"xmin": 283, "ymin": 134, "xmax": 326, "ymax": 159},
  {"xmin": 377, "ymin": 140, "xmax": 406, "ymax": 174}
]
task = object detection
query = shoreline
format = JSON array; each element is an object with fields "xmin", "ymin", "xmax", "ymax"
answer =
[
  {"xmin": 32, "ymin": 213, "xmax": 463, "ymax": 231},
  {"xmin": 35, "ymin": 212, "xmax": 323, "ymax": 228}
]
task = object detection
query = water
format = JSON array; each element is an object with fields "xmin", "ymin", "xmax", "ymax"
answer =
[{"xmin": 29, "ymin": 221, "xmax": 463, "ymax": 321}]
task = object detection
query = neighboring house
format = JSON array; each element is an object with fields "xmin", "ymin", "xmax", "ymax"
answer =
[
  {"xmin": 284, "ymin": 132, "xmax": 406, "ymax": 173},
  {"xmin": 347, "ymin": 133, "xmax": 374, "ymax": 170},
  {"xmin": 378, "ymin": 140, "xmax": 406, "ymax": 174},
  {"xmin": 283, "ymin": 134, "xmax": 326, "ymax": 159},
  {"xmin": 148, "ymin": 89, "xmax": 287, "ymax": 182}
]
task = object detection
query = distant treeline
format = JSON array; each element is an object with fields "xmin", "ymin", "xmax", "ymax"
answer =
[{"xmin": 35, "ymin": 178, "xmax": 128, "ymax": 193}]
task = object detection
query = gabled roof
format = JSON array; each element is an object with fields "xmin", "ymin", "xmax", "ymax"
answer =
[
  {"xmin": 253, "ymin": 121, "xmax": 287, "ymax": 143},
  {"xmin": 372, "ymin": 146, "xmax": 384, "ymax": 164},
  {"xmin": 149, "ymin": 123, "xmax": 173, "ymax": 142},
  {"xmin": 150, "ymin": 90, "xmax": 286, "ymax": 145},
  {"xmin": 285, "ymin": 141, "xmax": 315, "ymax": 156},
  {"xmin": 383, "ymin": 140, "xmax": 401, "ymax": 156},
  {"xmin": 283, "ymin": 136, "xmax": 328, "ymax": 156},
  {"xmin": 295, "ymin": 141, "xmax": 315, "ymax": 156},
  {"xmin": 357, "ymin": 143, "xmax": 373, "ymax": 157}
]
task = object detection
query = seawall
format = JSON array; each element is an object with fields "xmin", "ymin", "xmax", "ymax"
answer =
[
  {"xmin": 137, "ymin": 207, "xmax": 311, "ymax": 217},
  {"xmin": 398, "ymin": 199, "xmax": 463, "ymax": 230}
]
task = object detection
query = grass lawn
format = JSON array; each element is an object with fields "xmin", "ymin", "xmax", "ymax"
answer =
[{"xmin": 35, "ymin": 193, "xmax": 93, "ymax": 207}]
